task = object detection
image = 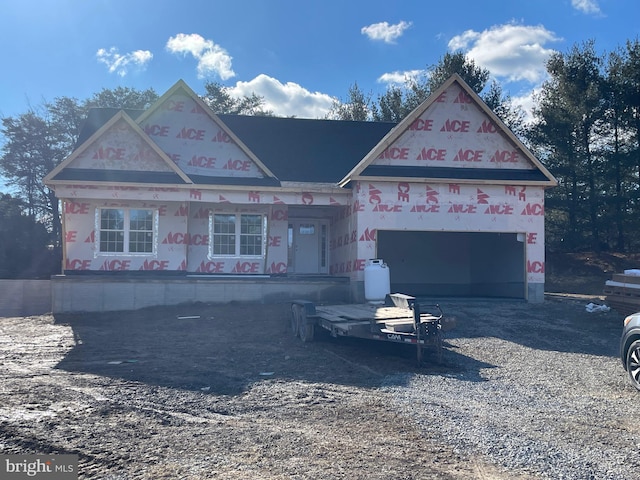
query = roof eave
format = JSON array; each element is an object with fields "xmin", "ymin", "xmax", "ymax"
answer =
[{"xmin": 348, "ymin": 175, "xmax": 557, "ymax": 187}]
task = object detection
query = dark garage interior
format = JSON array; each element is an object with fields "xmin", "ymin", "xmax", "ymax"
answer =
[{"xmin": 377, "ymin": 230, "xmax": 526, "ymax": 299}]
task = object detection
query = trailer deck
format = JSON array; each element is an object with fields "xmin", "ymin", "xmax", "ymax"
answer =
[{"xmin": 291, "ymin": 294, "xmax": 444, "ymax": 364}]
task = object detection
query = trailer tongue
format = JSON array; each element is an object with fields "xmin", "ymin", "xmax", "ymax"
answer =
[{"xmin": 291, "ymin": 293, "xmax": 444, "ymax": 364}]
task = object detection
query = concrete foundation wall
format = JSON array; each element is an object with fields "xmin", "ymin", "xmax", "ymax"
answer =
[
  {"xmin": 528, "ymin": 283, "xmax": 545, "ymax": 303},
  {"xmin": 0, "ymin": 280, "xmax": 52, "ymax": 317},
  {"xmin": 1, "ymin": 276, "xmax": 544, "ymax": 317},
  {"xmin": 51, "ymin": 275, "xmax": 350, "ymax": 314}
]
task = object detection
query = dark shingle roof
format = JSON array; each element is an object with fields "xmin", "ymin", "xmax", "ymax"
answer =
[
  {"xmin": 361, "ymin": 165, "xmax": 551, "ymax": 182},
  {"xmin": 217, "ymin": 115, "xmax": 396, "ymax": 183},
  {"xmin": 52, "ymin": 168, "xmax": 187, "ymax": 184}
]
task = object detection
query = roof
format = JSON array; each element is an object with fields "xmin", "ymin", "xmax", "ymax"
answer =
[
  {"xmin": 73, "ymin": 109, "xmax": 396, "ymax": 184},
  {"xmin": 57, "ymin": 75, "xmax": 556, "ymax": 189},
  {"xmin": 218, "ymin": 115, "xmax": 396, "ymax": 183}
]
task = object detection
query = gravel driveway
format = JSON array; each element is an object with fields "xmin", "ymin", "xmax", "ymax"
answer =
[
  {"xmin": 386, "ymin": 294, "xmax": 637, "ymax": 479},
  {"xmin": 0, "ymin": 294, "xmax": 636, "ymax": 479}
]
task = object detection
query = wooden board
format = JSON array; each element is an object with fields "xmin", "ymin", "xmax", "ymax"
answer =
[
  {"xmin": 605, "ymin": 296, "xmax": 640, "ymax": 317},
  {"xmin": 613, "ymin": 273, "xmax": 640, "ymax": 285},
  {"xmin": 604, "ymin": 284, "xmax": 640, "ymax": 316},
  {"xmin": 316, "ymin": 304, "xmax": 413, "ymax": 322},
  {"xmin": 604, "ymin": 286, "xmax": 640, "ymax": 299}
]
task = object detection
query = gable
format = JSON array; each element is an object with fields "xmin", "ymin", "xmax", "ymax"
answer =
[
  {"xmin": 373, "ymin": 83, "xmax": 533, "ymax": 170},
  {"xmin": 136, "ymin": 81, "xmax": 278, "ymax": 185},
  {"xmin": 74, "ymin": 108, "xmax": 144, "ymax": 147},
  {"xmin": 340, "ymin": 75, "xmax": 557, "ymax": 187},
  {"xmin": 44, "ymin": 111, "xmax": 191, "ymax": 185}
]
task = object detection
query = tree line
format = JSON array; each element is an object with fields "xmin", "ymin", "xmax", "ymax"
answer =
[
  {"xmin": 328, "ymin": 41, "xmax": 640, "ymax": 254},
  {"xmin": 1, "ymin": 39, "xmax": 639, "ymax": 278}
]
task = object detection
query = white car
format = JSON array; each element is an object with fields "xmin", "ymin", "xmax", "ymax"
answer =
[{"xmin": 621, "ymin": 312, "xmax": 640, "ymax": 390}]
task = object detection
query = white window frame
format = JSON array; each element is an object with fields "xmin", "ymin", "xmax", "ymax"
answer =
[
  {"xmin": 95, "ymin": 207, "xmax": 159, "ymax": 256},
  {"xmin": 208, "ymin": 213, "xmax": 267, "ymax": 259}
]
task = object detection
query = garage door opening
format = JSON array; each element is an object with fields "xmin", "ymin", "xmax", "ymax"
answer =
[{"xmin": 377, "ymin": 231, "xmax": 525, "ymax": 299}]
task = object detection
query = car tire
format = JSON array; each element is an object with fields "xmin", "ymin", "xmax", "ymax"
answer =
[{"xmin": 626, "ymin": 339, "xmax": 640, "ymax": 391}]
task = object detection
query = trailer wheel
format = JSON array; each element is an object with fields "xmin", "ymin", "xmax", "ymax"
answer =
[
  {"xmin": 298, "ymin": 307, "xmax": 315, "ymax": 343},
  {"xmin": 290, "ymin": 304, "xmax": 300, "ymax": 337}
]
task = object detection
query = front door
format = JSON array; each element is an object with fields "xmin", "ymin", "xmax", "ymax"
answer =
[{"xmin": 288, "ymin": 219, "xmax": 328, "ymax": 274}]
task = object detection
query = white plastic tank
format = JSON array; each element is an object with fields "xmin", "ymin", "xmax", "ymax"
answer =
[{"xmin": 364, "ymin": 259, "xmax": 390, "ymax": 303}]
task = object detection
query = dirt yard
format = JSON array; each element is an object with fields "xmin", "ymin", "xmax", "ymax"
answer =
[{"xmin": 1, "ymin": 287, "xmax": 636, "ymax": 479}]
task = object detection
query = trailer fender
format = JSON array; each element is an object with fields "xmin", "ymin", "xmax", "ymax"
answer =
[{"xmin": 291, "ymin": 299, "xmax": 317, "ymax": 316}]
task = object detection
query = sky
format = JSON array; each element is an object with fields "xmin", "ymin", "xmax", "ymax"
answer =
[{"xmin": 0, "ymin": 0, "xmax": 639, "ymax": 138}]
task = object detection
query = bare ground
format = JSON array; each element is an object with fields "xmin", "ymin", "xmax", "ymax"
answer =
[
  {"xmin": 0, "ymin": 254, "xmax": 636, "ymax": 479},
  {"xmin": 2, "ymin": 302, "xmax": 520, "ymax": 479}
]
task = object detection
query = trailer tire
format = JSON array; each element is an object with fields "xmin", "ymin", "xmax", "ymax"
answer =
[
  {"xmin": 290, "ymin": 304, "xmax": 300, "ymax": 337},
  {"xmin": 298, "ymin": 307, "xmax": 315, "ymax": 343}
]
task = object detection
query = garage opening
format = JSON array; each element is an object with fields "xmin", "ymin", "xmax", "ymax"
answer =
[{"xmin": 377, "ymin": 231, "xmax": 525, "ymax": 299}]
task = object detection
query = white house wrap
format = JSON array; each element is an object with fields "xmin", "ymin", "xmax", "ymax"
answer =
[{"xmin": 45, "ymin": 75, "xmax": 556, "ymax": 312}]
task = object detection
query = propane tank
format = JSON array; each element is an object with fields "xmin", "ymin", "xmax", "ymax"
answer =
[{"xmin": 364, "ymin": 259, "xmax": 390, "ymax": 303}]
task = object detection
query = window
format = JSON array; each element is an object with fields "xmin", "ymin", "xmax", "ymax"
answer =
[
  {"xmin": 210, "ymin": 213, "xmax": 265, "ymax": 257},
  {"xmin": 212, "ymin": 214, "xmax": 236, "ymax": 255},
  {"xmin": 98, "ymin": 208, "xmax": 156, "ymax": 254},
  {"xmin": 299, "ymin": 224, "xmax": 315, "ymax": 235}
]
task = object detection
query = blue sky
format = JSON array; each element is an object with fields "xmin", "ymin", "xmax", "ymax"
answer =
[{"xmin": 0, "ymin": 0, "xmax": 639, "ymax": 124}]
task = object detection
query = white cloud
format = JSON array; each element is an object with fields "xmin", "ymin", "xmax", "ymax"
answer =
[
  {"xmin": 571, "ymin": 0, "xmax": 601, "ymax": 14},
  {"xmin": 229, "ymin": 74, "xmax": 334, "ymax": 118},
  {"xmin": 361, "ymin": 21, "xmax": 412, "ymax": 44},
  {"xmin": 166, "ymin": 33, "xmax": 235, "ymax": 80},
  {"xmin": 96, "ymin": 48, "xmax": 153, "ymax": 77},
  {"xmin": 448, "ymin": 23, "xmax": 561, "ymax": 83},
  {"xmin": 377, "ymin": 69, "xmax": 425, "ymax": 85},
  {"xmin": 511, "ymin": 87, "xmax": 541, "ymax": 124}
]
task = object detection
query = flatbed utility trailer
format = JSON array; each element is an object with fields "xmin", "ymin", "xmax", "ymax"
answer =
[{"xmin": 290, "ymin": 293, "xmax": 444, "ymax": 364}]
